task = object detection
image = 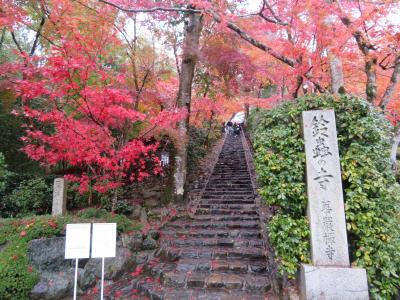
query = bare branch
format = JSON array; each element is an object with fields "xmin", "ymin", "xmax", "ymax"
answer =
[
  {"xmin": 379, "ymin": 53, "xmax": 395, "ymax": 70},
  {"xmin": 260, "ymin": 0, "xmax": 287, "ymax": 26},
  {"xmin": 210, "ymin": 12, "xmax": 296, "ymax": 67},
  {"xmin": 99, "ymin": 0, "xmax": 297, "ymax": 68},
  {"xmin": 172, "ymin": 31, "xmax": 181, "ymax": 76},
  {"xmin": 336, "ymin": 0, "xmax": 375, "ymax": 55},
  {"xmin": 10, "ymin": 31, "xmax": 24, "ymax": 54},
  {"xmin": 380, "ymin": 55, "xmax": 400, "ymax": 110},
  {"xmin": 98, "ymin": 0, "xmax": 201, "ymax": 13},
  {"xmin": 258, "ymin": 13, "xmax": 287, "ymax": 25},
  {"xmin": 30, "ymin": 16, "xmax": 46, "ymax": 56}
]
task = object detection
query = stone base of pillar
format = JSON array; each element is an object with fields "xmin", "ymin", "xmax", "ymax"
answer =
[{"xmin": 299, "ymin": 264, "xmax": 369, "ymax": 300}]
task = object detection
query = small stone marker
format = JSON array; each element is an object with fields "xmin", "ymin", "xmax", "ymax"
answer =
[
  {"xmin": 52, "ymin": 178, "xmax": 67, "ymax": 216},
  {"xmin": 300, "ymin": 110, "xmax": 368, "ymax": 300}
]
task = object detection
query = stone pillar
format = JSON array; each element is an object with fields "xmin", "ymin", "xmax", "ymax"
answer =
[
  {"xmin": 52, "ymin": 178, "xmax": 67, "ymax": 216},
  {"xmin": 300, "ymin": 110, "xmax": 368, "ymax": 300}
]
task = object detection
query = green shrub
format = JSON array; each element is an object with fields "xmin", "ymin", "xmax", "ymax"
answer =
[
  {"xmin": 0, "ymin": 216, "xmax": 65, "ymax": 300},
  {"xmin": 0, "ymin": 153, "xmax": 8, "ymax": 194},
  {"xmin": 3, "ymin": 178, "xmax": 52, "ymax": 217},
  {"xmin": 67, "ymin": 182, "xmax": 91, "ymax": 210},
  {"xmin": 76, "ymin": 208, "xmax": 142, "ymax": 232},
  {"xmin": 249, "ymin": 94, "xmax": 400, "ymax": 299}
]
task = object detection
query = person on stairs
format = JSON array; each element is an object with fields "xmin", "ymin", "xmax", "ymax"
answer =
[
  {"xmin": 233, "ymin": 122, "xmax": 241, "ymax": 136},
  {"xmin": 226, "ymin": 121, "xmax": 233, "ymax": 135}
]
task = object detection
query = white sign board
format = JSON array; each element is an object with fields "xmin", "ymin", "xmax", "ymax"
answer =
[
  {"xmin": 302, "ymin": 110, "xmax": 350, "ymax": 267},
  {"xmin": 91, "ymin": 223, "xmax": 117, "ymax": 258},
  {"xmin": 65, "ymin": 223, "xmax": 91, "ymax": 259}
]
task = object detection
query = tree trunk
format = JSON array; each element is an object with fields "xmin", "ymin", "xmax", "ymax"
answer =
[
  {"xmin": 365, "ymin": 57, "xmax": 378, "ymax": 103},
  {"xmin": 244, "ymin": 103, "xmax": 249, "ymax": 125},
  {"xmin": 391, "ymin": 127, "xmax": 400, "ymax": 173},
  {"xmin": 329, "ymin": 54, "xmax": 344, "ymax": 94},
  {"xmin": 293, "ymin": 75, "xmax": 303, "ymax": 98},
  {"xmin": 173, "ymin": 10, "xmax": 203, "ymax": 201},
  {"xmin": 0, "ymin": 27, "xmax": 6, "ymax": 51},
  {"xmin": 323, "ymin": 2, "xmax": 345, "ymax": 94}
]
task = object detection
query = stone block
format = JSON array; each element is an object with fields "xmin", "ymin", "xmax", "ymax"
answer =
[
  {"xmin": 299, "ymin": 264, "xmax": 369, "ymax": 300},
  {"xmin": 223, "ymin": 274, "xmax": 243, "ymax": 289},
  {"xmin": 28, "ymin": 237, "xmax": 70, "ymax": 272},
  {"xmin": 207, "ymin": 274, "xmax": 224, "ymax": 288},
  {"xmin": 196, "ymin": 260, "xmax": 211, "ymax": 271},
  {"xmin": 187, "ymin": 273, "xmax": 206, "ymax": 288},
  {"xmin": 163, "ymin": 272, "xmax": 187, "ymax": 288},
  {"xmin": 121, "ymin": 232, "xmax": 143, "ymax": 251},
  {"xmin": 52, "ymin": 178, "xmax": 67, "ymax": 216},
  {"xmin": 30, "ymin": 270, "xmax": 78, "ymax": 300}
]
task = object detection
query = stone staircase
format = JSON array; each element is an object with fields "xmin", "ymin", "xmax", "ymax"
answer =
[{"xmin": 92, "ymin": 134, "xmax": 273, "ymax": 299}]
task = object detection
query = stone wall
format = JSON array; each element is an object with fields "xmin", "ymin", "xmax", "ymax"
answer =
[{"xmin": 29, "ymin": 231, "xmax": 160, "ymax": 300}]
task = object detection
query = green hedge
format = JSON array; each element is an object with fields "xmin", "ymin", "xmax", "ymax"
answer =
[{"xmin": 249, "ymin": 94, "xmax": 400, "ymax": 299}]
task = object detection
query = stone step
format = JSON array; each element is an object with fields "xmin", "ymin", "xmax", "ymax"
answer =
[
  {"xmin": 203, "ymin": 190, "xmax": 253, "ymax": 194},
  {"xmin": 205, "ymin": 186, "xmax": 252, "ymax": 190},
  {"xmin": 200, "ymin": 197, "xmax": 254, "ymax": 202},
  {"xmin": 212, "ymin": 169, "xmax": 248, "ymax": 172},
  {"xmin": 174, "ymin": 258, "xmax": 268, "ymax": 274},
  {"xmin": 160, "ymin": 270, "xmax": 270, "ymax": 293},
  {"xmin": 200, "ymin": 200, "xmax": 255, "ymax": 205},
  {"xmin": 135, "ymin": 277, "xmax": 271, "ymax": 300},
  {"xmin": 212, "ymin": 171, "xmax": 249, "ymax": 174},
  {"xmin": 206, "ymin": 182, "xmax": 252, "ymax": 185},
  {"xmin": 208, "ymin": 178, "xmax": 252, "ymax": 182},
  {"xmin": 209, "ymin": 174, "xmax": 250, "ymax": 177},
  {"xmin": 204, "ymin": 186, "xmax": 253, "ymax": 190},
  {"xmin": 147, "ymin": 259, "xmax": 268, "ymax": 277},
  {"xmin": 160, "ymin": 228, "xmax": 261, "ymax": 239},
  {"xmin": 165, "ymin": 237, "xmax": 265, "ymax": 249},
  {"xmin": 196, "ymin": 208, "xmax": 258, "ymax": 215},
  {"xmin": 213, "ymin": 165, "xmax": 248, "ymax": 168},
  {"xmin": 166, "ymin": 220, "xmax": 260, "ymax": 230},
  {"xmin": 208, "ymin": 179, "xmax": 252, "ymax": 183},
  {"xmin": 192, "ymin": 214, "xmax": 259, "ymax": 222},
  {"xmin": 198, "ymin": 204, "xmax": 257, "ymax": 210},
  {"xmin": 208, "ymin": 178, "xmax": 251, "ymax": 182},
  {"xmin": 201, "ymin": 194, "xmax": 254, "ymax": 199},
  {"xmin": 209, "ymin": 175, "xmax": 250, "ymax": 178}
]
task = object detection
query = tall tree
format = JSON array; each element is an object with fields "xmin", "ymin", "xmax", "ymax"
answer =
[{"xmin": 174, "ymin": 9, "xmax": 203, "ymax": 199}]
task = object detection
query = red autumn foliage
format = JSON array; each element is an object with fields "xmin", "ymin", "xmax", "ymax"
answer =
[
  {"xmin": 9, "ymin": 0, "xmax": 186, "ymax": 193},
  {"xmin": 131, "ymin": 266, "xmax": 143, "ymax": 277}
]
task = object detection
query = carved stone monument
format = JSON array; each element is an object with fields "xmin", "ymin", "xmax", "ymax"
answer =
[
  {"xmin": 52, "ymin": 178, "xmax": 67, "ymax": 216},
  {"xmin": 300, "ymin": 110, "xmax": 369, "ymax": 300}
]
